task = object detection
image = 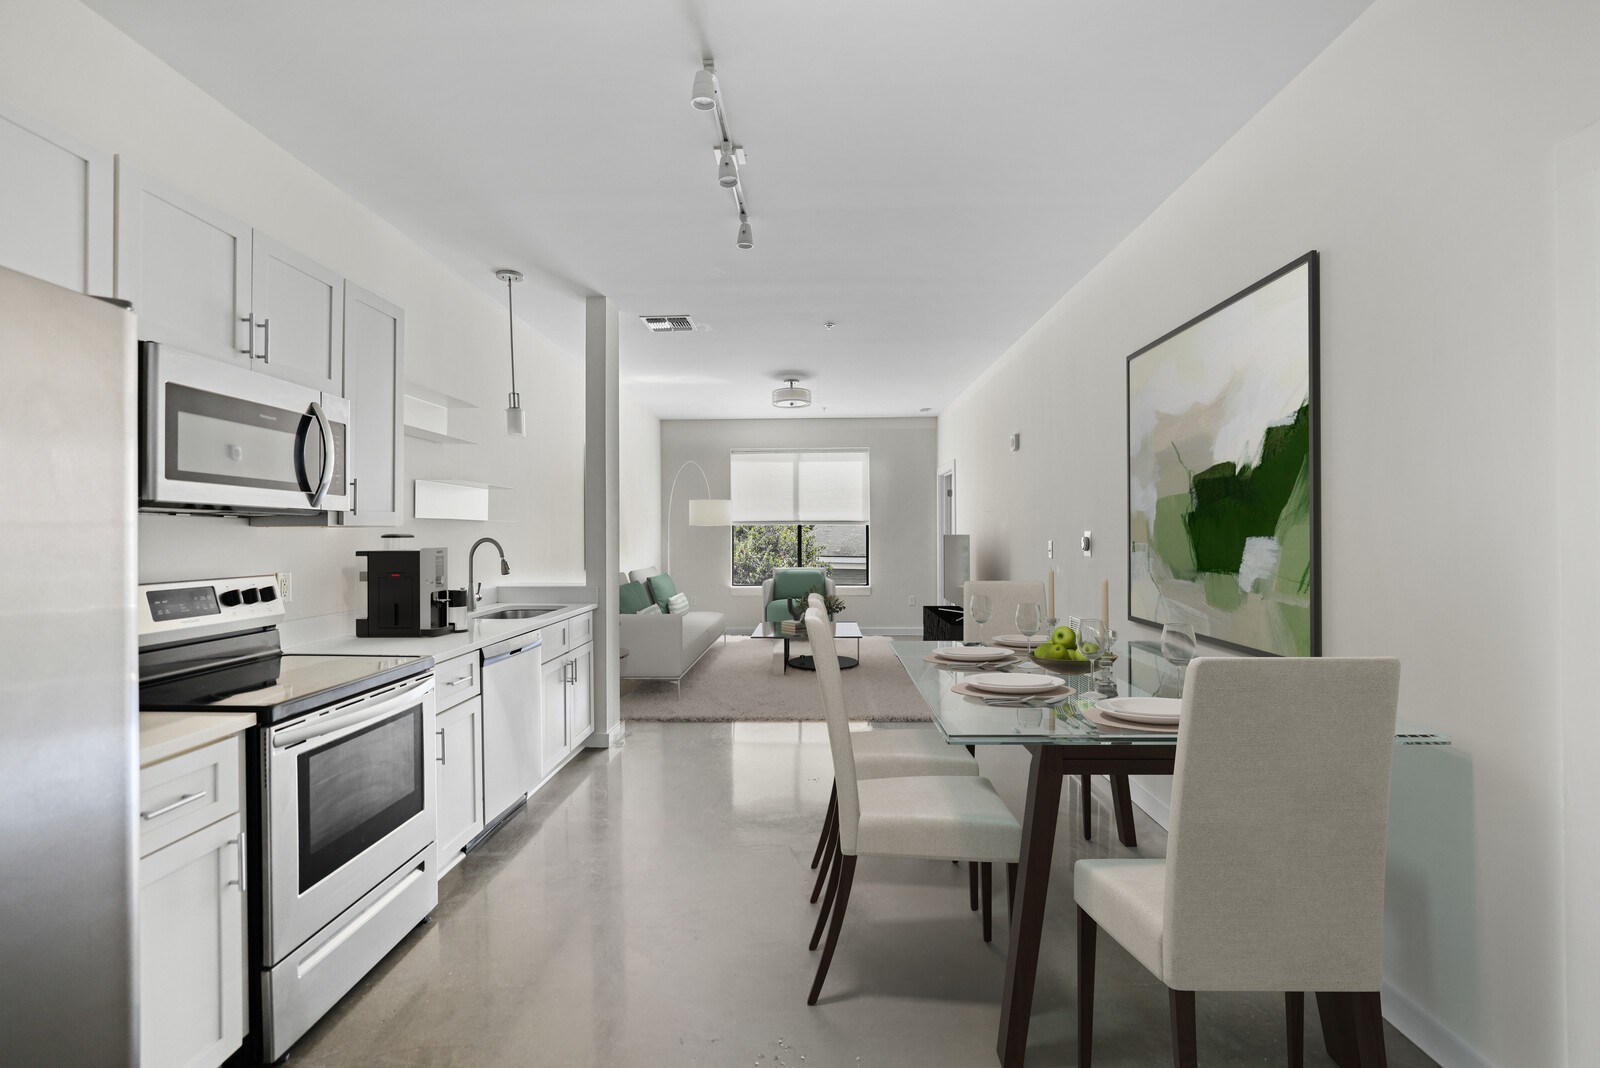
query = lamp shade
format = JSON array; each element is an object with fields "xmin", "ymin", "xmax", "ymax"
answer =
[{"xmin": 688, "ymin": 498, "xmax": 733, "ymax": 526}]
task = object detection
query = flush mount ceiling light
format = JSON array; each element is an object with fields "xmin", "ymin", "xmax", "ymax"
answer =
[
  {"xmin": 772, "ymin": 378, "xmax": 811, "ymax": 408},
  {"xmin": 690, "ymin": 66, "xmax": 718, "ymax": 111},
  {"xmin": 495, "ymin": 269, "xmax": 526, "ymax": 437}
]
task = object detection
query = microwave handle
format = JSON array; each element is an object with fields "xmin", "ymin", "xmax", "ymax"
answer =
[{"xmin": 306, "ymin": 401, "xmax": 336, "ymax": 508}]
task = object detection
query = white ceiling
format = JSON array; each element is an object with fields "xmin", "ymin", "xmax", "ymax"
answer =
[{"xmin": 84, "ymin": 0, "xmax": 1368, "ymax": 419}]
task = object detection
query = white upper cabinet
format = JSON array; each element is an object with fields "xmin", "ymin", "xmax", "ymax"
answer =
[
  {"xmin": 0, "ymin": 103, "xmax": 112, "ymax": 295},
  {"xmin": 251, "ymin": 232, "xmax": 343, "ymax": 392},
  {"xmin": 342, "ymin": 283, "xmax": 405, "ymax": 526},
  {"xmin": 115, "ymin": 162, "xmax": 251, "ymax": 365}
]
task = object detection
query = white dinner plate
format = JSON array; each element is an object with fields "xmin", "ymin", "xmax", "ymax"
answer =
[
  {"xmin": 965, "ymin": 672, "xmax": 1061, "ymax": 695},
  {"xmin": 988, "ymin": 634, "xmax": 1039, "ymax": 649},
  {"xmin": 1096, "ymin": 696, "xmax": 1183, "ymax": 725},
  {"xmin": 933, "ymin": 645, "xmax": 1012, "ymax": 662}
]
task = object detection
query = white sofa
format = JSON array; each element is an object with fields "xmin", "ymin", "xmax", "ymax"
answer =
[{"xmin": 618, "ymin": 568, "xmax": 725, "ymax": 691}]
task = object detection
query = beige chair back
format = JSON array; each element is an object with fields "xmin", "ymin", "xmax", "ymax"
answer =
[
  {"xmin": 805, "ymin": 596, "xmax": 862, "ymax": 854},
  {"xmin": 961, "ymin": 580, "xmax": 1047, "ymax": 642},
  {"xmin": 1162, "ymin": 656, "xmax": 1401, "ymax": 991}
]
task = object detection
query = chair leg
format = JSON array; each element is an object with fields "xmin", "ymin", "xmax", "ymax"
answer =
[
  {"xmin": 811, "ymin": 783, "xmax": 837, "ymax": 870},
  {"xmin": 969, "ymin": 861, "xmax": 979, "ymax": 911},
  {"xmin": 980, "ymin": 862, "xmax": 993, "ymax": 943},
  {"xmin": 1006, "ymin": 862, "xmax": 1018, "ymax": 921},
  {"xmin": 1351, "ymin": 992, "xmax": 1388, "ymax": 1068},
  {"xmin": 1286, "ymin": 991, "xmax": 1304, "ymax": 1068},
  {"xmin": 807, "ymin": 855, "xmax": 857, "ymax": 1005},
  {"xmin": 810, "ymin": 810, "xmax": 837, "ymax": 904},
  {"xmin": 1081, "ymin": 774, "xmax": 1092, "ymax": 840},
  {"xmin": 810, "ymin": 839, "xmax": 843, "ymax": 950},
  {"xmin": 1316, "ymin": 992, "xmax": 1358, "ymax": 1065},
  {"xmin": 1077, "ymin": 908, "xmax": 1097, "ymax": 1068},
  {"xmin": 1112, "ymin": 774, "xmax": 1138, "ymax": 847},
  {"xmin": 1168, "ymin": 988, "xmax": 1197, "ymax": 1068}
]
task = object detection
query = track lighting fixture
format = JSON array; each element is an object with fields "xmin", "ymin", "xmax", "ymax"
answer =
[
  {"xmin": 495, "ymin": 269, "xmax": 527, "ymax": 437},
  {"xmin": 736, "ymin": 214, "xmax": 753, "ymax": 250},
  {"xmin": 717, "ymin": 144, "xmax": 740, "ymax": 189},
  {"xmin": 691, "ymin": 66, "xmax": 718, "ymax": 111}
]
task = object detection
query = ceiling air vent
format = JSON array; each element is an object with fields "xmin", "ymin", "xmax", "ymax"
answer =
[{"xmin": 640, "ymin": 315, "xmax": 696, "ymax": 333}]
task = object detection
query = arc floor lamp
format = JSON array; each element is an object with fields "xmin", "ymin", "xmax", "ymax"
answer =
[{"xmin": 665, "ymin": 460, "xmax": 732, "ymax": 575}]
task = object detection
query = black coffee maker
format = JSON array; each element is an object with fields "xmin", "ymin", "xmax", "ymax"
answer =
[{"xmin": 356, "ymin": 543, "xmax": 454, "ymax": 638}]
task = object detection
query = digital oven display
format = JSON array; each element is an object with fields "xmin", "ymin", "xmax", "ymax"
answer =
[{"xmin": 147, "ymin": 585, "xmax": 221, "ymax": 621}]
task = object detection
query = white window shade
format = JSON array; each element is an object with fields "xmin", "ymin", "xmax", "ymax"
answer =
[{"xmin": 731, "ymin": 449, "xmax": 870, "ymax": 523}]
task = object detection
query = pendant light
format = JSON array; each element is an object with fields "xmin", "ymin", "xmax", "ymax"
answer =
[
  {"xmin": 772, "ymin": 378, "xmax": 811, "ymax": 408},
  {"xmin": 495, "ymin": 269, "xmax": 526, "ymax": 436}
]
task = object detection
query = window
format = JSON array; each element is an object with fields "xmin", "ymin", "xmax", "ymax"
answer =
[{"xmin": 729, "ymin": 450, "xmax": 870, "ymax": 587}]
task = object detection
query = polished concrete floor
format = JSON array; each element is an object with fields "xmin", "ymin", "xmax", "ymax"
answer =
[{"xmin": 290, "ymin": 722, "xmax": 1438, "ymax": 1068}]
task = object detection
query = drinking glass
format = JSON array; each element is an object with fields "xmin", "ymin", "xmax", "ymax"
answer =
[
  {"xmin": 1080, "ymin": 620, "xmax": 1115, "ymax": 693},
  {"xmin": 1161, "ymin": 623, "xmax": 1197, "ymax": 668},
  {"xmin": 1015, "ymin": 602, "xmax": 1043, "ymax": 650},
  {"xmin": 967, "ymin": 594, "xmax": 992, "ymax": 643}
]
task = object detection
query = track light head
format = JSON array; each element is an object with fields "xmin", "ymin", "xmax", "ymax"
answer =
[
  {"xmin": 736, "ymin": 215, "xmax": 753, "ymax": 250},
  {"xmin": 717, "ymin": 145, "xmax": 740, "ymax": 189},
  {"xmin": 691, "ymin": 67, "xmax": 717, "ymax": 111}
]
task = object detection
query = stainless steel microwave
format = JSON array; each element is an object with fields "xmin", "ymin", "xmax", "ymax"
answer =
[{"xmin": 140, "ymin": 342, "xmax": 350, "ymax": 516}]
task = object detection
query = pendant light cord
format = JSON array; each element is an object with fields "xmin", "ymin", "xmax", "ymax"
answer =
[{"xmin": 505, "ymin": 275, "xmax": 517, "ymax": 396}]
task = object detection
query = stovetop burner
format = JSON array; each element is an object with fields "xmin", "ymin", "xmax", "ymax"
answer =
[{"xmin": 140, "ymin": 651, "xmax": 432, "ymax": 723}]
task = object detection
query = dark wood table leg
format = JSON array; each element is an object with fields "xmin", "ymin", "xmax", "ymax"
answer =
[
  {"xmin": 1111, "ymin": 775, "xmax": 1138, "ymax": 847},
  {"xmin": 1316, "ymin": 992, "xmax": 1359, "ymax": 1067},
  {"xmin": 997, "ymin": 745, "xmax": 1067, "ymax": 1068}
]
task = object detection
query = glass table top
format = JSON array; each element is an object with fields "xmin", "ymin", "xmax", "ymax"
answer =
[{"xmin": 894, "ymin": 640, "xmax": 1451, "ymax": 748}]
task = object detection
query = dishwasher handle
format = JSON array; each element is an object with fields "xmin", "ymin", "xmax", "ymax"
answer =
[{"xmin": 483, "ymin": 637, "xmax": 541, "ymax": 666}]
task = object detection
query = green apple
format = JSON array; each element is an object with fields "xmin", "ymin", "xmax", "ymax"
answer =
[
  {"xmin": 1051, "ymin": 625, "xmax": 1077, "ymax": 649},
  {"xmin": 1037, "ymin": 641, "xmax": 1069, "ymax": 660},
  {"xmin": 1067, "ymin": 648, "xmax": 1089, "ymax": 661}
]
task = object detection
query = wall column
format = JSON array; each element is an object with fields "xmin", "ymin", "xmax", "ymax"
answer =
[{"xmin": 584, "ymin": 295, "xmax": 623, "ymax": 746}]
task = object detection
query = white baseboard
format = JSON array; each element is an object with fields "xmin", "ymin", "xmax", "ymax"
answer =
[
  {"xmin": 1126, "ymin": 778, "xmax": 1171, "ymax": 829},
  {"xmin": 584, "ymin": 722, "xmax": 626, "ymax": 749},
  {"xmin": 1381, "ymin": 980, "xmax": 1496, "ymax": 1068}
]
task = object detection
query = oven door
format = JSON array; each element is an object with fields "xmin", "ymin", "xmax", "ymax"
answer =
[
  {"xmin": 141, "ymin": 342, "xmax": 349, "ymax": 514},
  {"xmin": 264, "ymin": 674, "xmax": 434, "ymax": 963}
]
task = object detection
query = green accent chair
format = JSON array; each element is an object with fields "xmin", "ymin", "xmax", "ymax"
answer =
[{"xmin": 763, "ymin": 567, "xmax": 837, "ymax": 623}]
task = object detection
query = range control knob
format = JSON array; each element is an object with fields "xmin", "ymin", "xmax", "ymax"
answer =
[
  {"xmin": 218, "ymin": 589, "xmax": 242, "ymax": 608},
  {"xmin": 241, "ymin": 588, "xmax": 260, "ymax": 605},
  {"xmin": 258, "ymin": 586, "xmax": 278, "ymax": 603}
]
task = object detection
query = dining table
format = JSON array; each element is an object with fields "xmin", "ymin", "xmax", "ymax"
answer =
[{"xmin": 894, "ymin": 639, "xmax": 1451, "ymax": 1068}]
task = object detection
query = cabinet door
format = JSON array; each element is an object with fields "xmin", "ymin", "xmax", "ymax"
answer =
[
  {"xmin": 435, "ymin": 697, "xmax": 483, "ymax": 872},
  {"xmin": 567, "ymin": 645, "xmax": 594, "ymax": 746},
  {"xmin": 540, "ymin": 655, "xmax": 569, "ymax": 779},
  {"xmin": 250, "ymin": 232, "xmax": 343, "ymax": 392},
  {"xmin": 0, "ymin": 103, "xmax": 112, "ymax": 294},
  {"xmin": 139, "ymin": 813, "xmax": 245, "ymax": 1068},
  {"xmin": 341, "ymin": 283, "xmax": 404, "ymax": 526},
  {"xmin": 115, "ymin": 163, "xmax": 251, "ymax": 365}
]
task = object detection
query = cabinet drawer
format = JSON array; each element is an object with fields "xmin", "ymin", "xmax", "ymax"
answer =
[
  {"xmin": 139, "ymin": 737, "xmax": 242, "ymax": 859},
  {"xmin": 539, "ymin": 621, "xmax": 570, "ymax": 663},
  {"xmin": 435, "ymin": 650, "xmax": 480, "ymax": 709},
  {"xmin": 567, "ymin": 611, "xmax": 594, "ymax": 648}
]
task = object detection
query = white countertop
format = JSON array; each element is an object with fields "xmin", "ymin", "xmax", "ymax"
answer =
[
  {"xmin": 288, "ymin": 602, "xmax": 598, "ymax": 661},
  {"xmin": 140, "ymin": 712, "xmax": 254, "ymax": 767}
]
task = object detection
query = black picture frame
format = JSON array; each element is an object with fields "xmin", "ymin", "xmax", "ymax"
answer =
[{"xmin": 1125, "ymin": 251, "xmax": 1321, "ymax": 658}]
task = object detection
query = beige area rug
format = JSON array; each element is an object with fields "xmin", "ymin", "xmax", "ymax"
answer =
[{"xmin": 621, "ymin": 635, "xmax": 933, "ymax": 722}]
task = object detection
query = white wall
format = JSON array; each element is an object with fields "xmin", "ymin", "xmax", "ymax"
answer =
[
  {"xmin": 660, "ymin": 418, "xmax": 937, "ymax": 632},
  {"xmin": 619, "ymin": 391, "xmax": 661, "ymax": 576},
  {"xmin": 936, "ymin": 1, "xmax": 1599, "ymax": 1064},
  {"xmin": 0, "ymin": 0, "xmax": 659, "ymax": 631}
]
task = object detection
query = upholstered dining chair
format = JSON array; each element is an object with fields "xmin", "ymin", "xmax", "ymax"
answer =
[
  {"xmin": 960, "ymin": 579, "xmax": 1046, "ymax": 643},
  {"xmin": 803, "ymin": 597, "xmax": 1023, "ymax": 1005},
  {"xmin": 1074, "ymin": 656, "xmax": 1402, "ymax": 1067}
]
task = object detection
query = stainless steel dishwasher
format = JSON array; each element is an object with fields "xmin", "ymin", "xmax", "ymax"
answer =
[{"xmin": 475, "ymin": 629, "xmax": 542, "ymax": 845}]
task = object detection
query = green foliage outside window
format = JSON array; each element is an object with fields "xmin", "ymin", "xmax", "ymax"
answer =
[{"xmin": 731, "ymin": 524, "xmax": 827, "ymax": 586}]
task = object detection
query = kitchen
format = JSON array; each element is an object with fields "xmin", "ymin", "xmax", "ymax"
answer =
[{"xmin": 0, "ymin": 2, "xmax": 649, "ymax": 1062}]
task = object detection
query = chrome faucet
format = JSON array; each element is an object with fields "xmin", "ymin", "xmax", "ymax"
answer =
[{"xmin": 468, "ymin": 537, "xmax": 510, "ymax": 607}]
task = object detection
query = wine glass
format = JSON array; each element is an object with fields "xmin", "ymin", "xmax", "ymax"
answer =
[
  {"xmin": 1015, "ymin": 602, "xmax": 1043, "ymax": 651},
  {"xmin": 1161, "ymin": 623, "xmax": 1197, "ymax": 668},
  {"xmin": 967, "ymin": 594, "xmax": 992, "ymax": 644}
]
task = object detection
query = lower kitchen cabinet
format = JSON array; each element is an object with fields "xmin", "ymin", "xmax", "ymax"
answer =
[
  {"xmin": 567, "ymin": 644, "xmax": 594, "ymax": 743},
  {"xmin": 539, "ymin": 636, "xmax": 595, "ymax": 781},
  {"xmin": 435, "ymin": 696, "xmax": 484, "ymax": 871},
  {"xmin": 138, "ymin": 735, "xmax": 246, "ymax": 1068}
]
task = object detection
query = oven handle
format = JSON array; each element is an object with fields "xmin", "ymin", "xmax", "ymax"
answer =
[
  {"xmin": 307, "ymin": 401, "xmax": 336, "ymax": 508},
  {"xmin": 271, "ymin": 675, "xmax": 435, "ymax": 749}
]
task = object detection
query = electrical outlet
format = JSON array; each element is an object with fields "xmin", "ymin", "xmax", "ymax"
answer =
[
  {"xmin": 906, "ymin": 595, "xmax": 916, "ymax": 606},
  {"xmin": 278, "ymin": 571, "xmax": 292, "ymax": 602},
  {"xmin": 690, "ymin": 595, "xmax": 697, "ymax": 606}
]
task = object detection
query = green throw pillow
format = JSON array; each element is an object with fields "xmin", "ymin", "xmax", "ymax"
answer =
[
  {"xmin": 618, "ymin": 581, "xmax": 651, "ymax": 615},
  {"xmin": 646, "ymin": 572, "xmax": 679, "ymax": 608}
]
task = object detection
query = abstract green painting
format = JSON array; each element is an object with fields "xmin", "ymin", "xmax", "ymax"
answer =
[{"xmin": 1128, "ymin": 252, "xmax": 1320, "ymax": 657}]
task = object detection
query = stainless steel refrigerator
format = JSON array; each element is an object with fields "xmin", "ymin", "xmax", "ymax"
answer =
[{"xmin": 0, "ymin": 264, "xmax": 138, "ymax": 1064}]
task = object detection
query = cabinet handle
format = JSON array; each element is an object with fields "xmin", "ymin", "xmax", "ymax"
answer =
[
  {"xmin": 257, "ymin": 317, "xmax": 271, "ymax": 363},
  {"xmin": 227, "ymin": 830, "xmax": 247, "ymax": 894},
  {"xmin": 350, "ymin": 477, "xmax": 359, "ymax": 515},
  {"xmin": 140, "ymin": 790, "xmax": 206, "ymax": 821},
  {"xmin": 241, "ymin": 314, "xmax": 255, "ymax": 355},
  {"xmin": 437, "ymin": 727, "xmax": 446, "ymax": 764},
  {"xmin": 446, "ymin": 674, "xmax": 470, "ymax": 687}
]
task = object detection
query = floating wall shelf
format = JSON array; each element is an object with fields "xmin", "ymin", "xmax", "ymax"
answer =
[
  {"xmin": 403, "ymin": 383, "xmax": 477, "ymax": 446},
  {"xmin": 413, "ymin": 479, "xmax": 511, "ymax": 523}
]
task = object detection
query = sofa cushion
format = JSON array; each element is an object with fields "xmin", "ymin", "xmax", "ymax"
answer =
[
  {"xmin": 646, "ymin": 572, "xmax": 679, "ymax": 607},
  {"xmin": 771, "ymin": 568, "xmax": 826, "ymax": 602},
  {"xmin": 618, "ymin": 580, "xmax": 652, "ymax": 615},
  {"xmin": 636, "ymin": 602, "xmax": 663, "ymax": 615}
]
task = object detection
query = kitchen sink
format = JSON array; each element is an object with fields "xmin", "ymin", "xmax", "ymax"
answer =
[{"xmin": 475, "ymin": 606, "xmax": 557, "ymax": 620}]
